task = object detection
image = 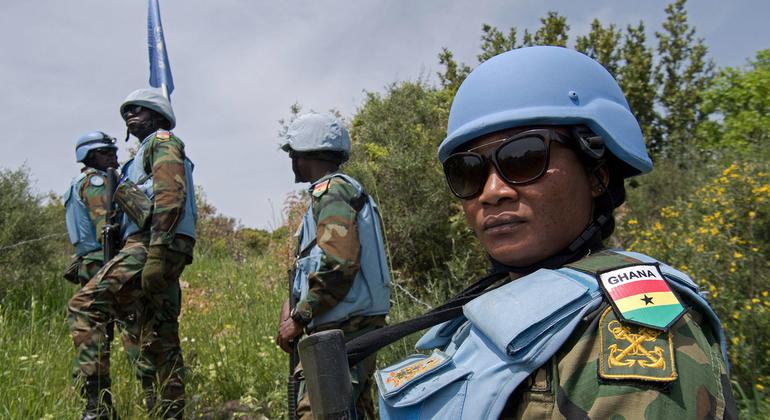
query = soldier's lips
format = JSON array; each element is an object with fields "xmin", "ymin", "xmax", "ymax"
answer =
[{"xmin": 482, "ymin": 214, "xmax": 526, "ymax": 234}]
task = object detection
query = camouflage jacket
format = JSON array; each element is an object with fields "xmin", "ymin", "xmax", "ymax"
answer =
[
  {"xmin": 295, "ymin": 173, "xmax": 362, "ymax": 324},
  {"xmin": 79, "ymin": 168, "xmax": 110, "ymax": 250},
  {"xmin": 501, "ymin": 302, "xmax": 737, "ymax": 419},
  {"xmin": 140, "ymin": 131, "xmax": 194, "ymax": 257}
]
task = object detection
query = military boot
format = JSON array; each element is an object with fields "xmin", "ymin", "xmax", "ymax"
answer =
[
  {"xmin": 142, "ymin": 377, "xmax": 157, "ymax": 413},
  {"xmin": 81, "ymin": 376, "xmax": 118, "ymax": 420}
]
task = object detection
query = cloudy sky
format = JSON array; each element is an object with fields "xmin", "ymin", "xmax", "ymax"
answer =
[{"xmin": 1, "ymin": 0, "xmax": 767, "ymax": 230}]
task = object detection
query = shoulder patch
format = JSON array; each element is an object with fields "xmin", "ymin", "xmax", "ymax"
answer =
[
  {"xmin": 156, "ymin": 130, "xmax": 171, "ymax": 141},
  {"xmin": 88, "ymin": 175, "xmax": 104, "ymax": 187},
  {"xmin": 376, "ymin": 351, "xmax": 450, "ymax": 396},
  {"xmin": 311, "ymin": 179, "xmax": 331, "ymax": 198},
  {"xmin": 598, "ymin": 263, "xmax": 686, "ymax": 332},
  {"xmin": 598, "ymin": 306, "xmax": 678, "ymax": 383}
]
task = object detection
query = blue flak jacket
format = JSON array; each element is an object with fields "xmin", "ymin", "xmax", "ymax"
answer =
[
  {"xmin": 64, "ymin": 170, "xmax": 102, "ymax": 256},
  {"xmin": 376, "ymin": 251, "xmax": 727, "ymax": 420},
  {"xmin": 120, "ymin": 132, "xmax": 196, "ymax": 240},
  {"xmin": 292, "ymin": 173, "xmax": 391, "ymax": 330}
]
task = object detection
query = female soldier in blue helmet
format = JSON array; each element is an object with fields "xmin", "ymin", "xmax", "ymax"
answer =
[{"xmin": 375, "ymin": 47, "xmax": 736, "ymax": 419}]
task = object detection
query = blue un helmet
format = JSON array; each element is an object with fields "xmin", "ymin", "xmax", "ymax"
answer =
[
  {"xmin": 75, "ymin": 131, "xmax": 117, "ymax": 163},
  {"xmin": 281, "ymin": 113, "xmax": 351, "ymax": 162},
  {"xmin": 119, "ymin": 88, "xmax": 176, "ymax": 129},
  {"xmin": 438, "ymin": 46, "xmax": 652, "ymax": 178}
]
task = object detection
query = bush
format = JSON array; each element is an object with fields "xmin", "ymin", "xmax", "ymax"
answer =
[
  {"xmin": 0, "ymin": 167, "xmax": 68, "ymax": 306},
  {"xmin": 616, "ymin": 155, "xmax": 770, "ymax": 413},
  {"xmin": 346, "ymin": 81, "xmax": 487, "ymax": 290}
]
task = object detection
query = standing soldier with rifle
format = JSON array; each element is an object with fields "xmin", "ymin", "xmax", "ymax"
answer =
[
  {"xmin": 275, "ymin": 113, "xmax": 392, "ymax": 419},
  {"xmin": 68, "ymin": 88, "xmax": 196, "ymax": 420},
  {"xmin": 64, "ymin": 131, "xmax": 121, "ymax": 287},
  {"xmin": 65, "ymin": 132, "xmax": 141, "ymax": 419}
]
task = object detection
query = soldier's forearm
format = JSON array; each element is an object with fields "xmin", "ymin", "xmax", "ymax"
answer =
[
  {"xmin": 149, "ymin": 165, "xmax": 186, "ymax": 245},
  {"xmin": 302, "ymin": 262, "xmax": 359, "ymax": 319}
]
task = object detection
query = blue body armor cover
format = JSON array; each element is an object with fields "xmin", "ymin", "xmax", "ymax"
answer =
[
  {"xmin": 377, "ymin": 251, "xmax": 728, "ymax": 420},
  {"xmin": 292, "ymin": 173, "xmax": 391, "ymax": 330},
  {"xmin": 120, "ymin": 132, "xmax": 197, "ymax": 240},
  {"xmin": 64, "ymin": 171, "xmax": 102, "ymax": 256}
]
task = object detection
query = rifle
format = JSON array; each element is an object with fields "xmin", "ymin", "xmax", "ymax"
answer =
[
  {"xmin": 102, "ymin": 167, "xmax": 120, "ymax": 344},
  {"xmin": 298, "ymin": 271, "xmax": 509, "ymax": 418},
  {"xmin": 102, "ymin": 167, "xmax": 120, "ymax": 261},
  {"xmin": 288, "ymin": 265, "xmax": 300, "ymax": 420}
]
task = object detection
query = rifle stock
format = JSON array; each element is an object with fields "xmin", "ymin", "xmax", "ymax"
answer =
[
  {"xmin": 288, "ymin": 267, "xmax": 300, "ymax": 420},
  {"xmin": 102, "ymin": 167, "xmax": 120, "ymax": 261}
]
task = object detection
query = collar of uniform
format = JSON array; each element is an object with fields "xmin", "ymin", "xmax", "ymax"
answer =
[{"xmin": 139, "ymin": 130, "xmax": 159, "ymax": 147}]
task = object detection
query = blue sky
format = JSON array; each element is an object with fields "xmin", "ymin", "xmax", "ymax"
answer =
[{"xmin": 1, "ymin": 0, "xmax": 767, "ymax": 229}]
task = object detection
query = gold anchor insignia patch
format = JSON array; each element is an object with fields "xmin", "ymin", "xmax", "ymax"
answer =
[{"xmin": 598, "ymin": 307, "xmax": 678, "ymax": 382}]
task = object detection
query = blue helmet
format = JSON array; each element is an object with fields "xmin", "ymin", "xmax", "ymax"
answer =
[
  {"xmin": 438, "ymin": 46, "xmax": 652, "ymax": 177},
  {"xmin": 120, "ymin": 88, "xmax": 176, "ymax": 129},
  {"xmin": 281, "ymin": 113, "xmax": 351, "ymax": 161},
  {"xmin": 75, "ymin": 131, "xmax": 117, "ymax": 163}
]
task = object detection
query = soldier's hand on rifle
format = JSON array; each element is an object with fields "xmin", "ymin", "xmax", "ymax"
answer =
[{"xmin": 276, "ymin": 299, "xmax": 303, "ymax": 354}]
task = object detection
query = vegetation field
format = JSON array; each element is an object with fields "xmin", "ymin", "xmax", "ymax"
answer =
[{"xmin": 2, "ymin": 1, "xmax": 769, "ymax": 418}]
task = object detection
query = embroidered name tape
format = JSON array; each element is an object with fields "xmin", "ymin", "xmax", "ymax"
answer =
[
  {"xmin": 376, "ymin": 350, "xmax": 450, "ymax": 396},
  {"xmin": 598, "ymin": 263, "xmax": 685, "ymax": 332}
]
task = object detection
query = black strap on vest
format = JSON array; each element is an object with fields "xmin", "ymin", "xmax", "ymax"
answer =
[
  {"xmin": 345, "ymin": 217, "xmax": 608, "ymax": 367},
  {"xmin": 345, "ymin": 271, "xmax": 508, "ymax": 366}
]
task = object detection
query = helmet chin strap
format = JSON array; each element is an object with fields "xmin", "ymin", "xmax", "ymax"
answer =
[{"xmin": 489, "ymin": 214, "xmax": 609, "ymax": 275}]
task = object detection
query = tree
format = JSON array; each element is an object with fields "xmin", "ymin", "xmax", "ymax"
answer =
[
  {"xmin": 0, "ymin": 167, "xmax": 66, "ymax": 298},
  {"xmin": 618, "ymin": 22, "xmax": 658, "ymax": 144},
  {"xmin": 477, "ymin": 24, "xmax": 520, "ymax": 63},
  {"xmin": 529, "ymin": 11, "xmax": 570, "ymax": 47},
  {"xmin": 575, "ymin": 19, "xmax": 621, "ymax": 76},
  {"xmin": 653, "ymin": 0, "xmax": 714, "ymax": 157},
  {"xmin": 698, "ymin": 49, "xmax": 770, "ymax": 155},
  {"xmin": 437, "ymin": 47, "xmax": 471, "ymax": 93},
  {"xmin": 346, "ymin": 81, "xmax": 486, "ymax": 282}
]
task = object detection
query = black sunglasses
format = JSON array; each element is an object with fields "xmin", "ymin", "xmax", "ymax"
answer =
[
  {"xmin": 121, "ymin": 104, "xmax": 146, "ymax": 120},
  {"xmin": 442, "ymin": 128, "xmax": 572, "ymax": 199}
]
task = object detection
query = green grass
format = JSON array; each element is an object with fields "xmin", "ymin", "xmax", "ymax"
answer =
[
  {"xmin": 0, "ymin": 250, "xmax": 433, "ymax": 419},
  {"xmin": 2, "ymin": 247, "xmax": 767, "ymax": 418}
]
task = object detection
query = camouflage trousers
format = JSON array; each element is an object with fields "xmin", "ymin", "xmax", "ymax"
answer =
[
  {"xmin": 296, "ymin": 315, "xmax": 387, "ymax": 420},
  {"xmin": 69, "ymin": 251, "xmax": 139, "ymax": 381},
  {"xmin": 68, "ymin": 234, "xmax": 188, "ymax": 405}
]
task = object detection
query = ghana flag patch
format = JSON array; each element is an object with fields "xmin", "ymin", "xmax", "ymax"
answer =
[{"xmin": 598, "ymin": 263, "xmax": 685, "ymax": 332}]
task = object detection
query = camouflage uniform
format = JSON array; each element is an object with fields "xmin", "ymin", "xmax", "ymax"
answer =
[
  {"xmin": 66, "ymin": 167, "xmax": 142, "ymax": 374},
  {"xmin": 294, "ymin": 174, "xmax": 386, "ymax": 420},
  {"xmin": 501, "ymin": 306, "xmax": 736, "ymax": 419},
  {"xmin": 68, "ymin": 130, "xmax": 194, "ymax": 411},
  {"xmin": 377, "ymin": 251, "xmax": 736, "ymax": 419}
]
